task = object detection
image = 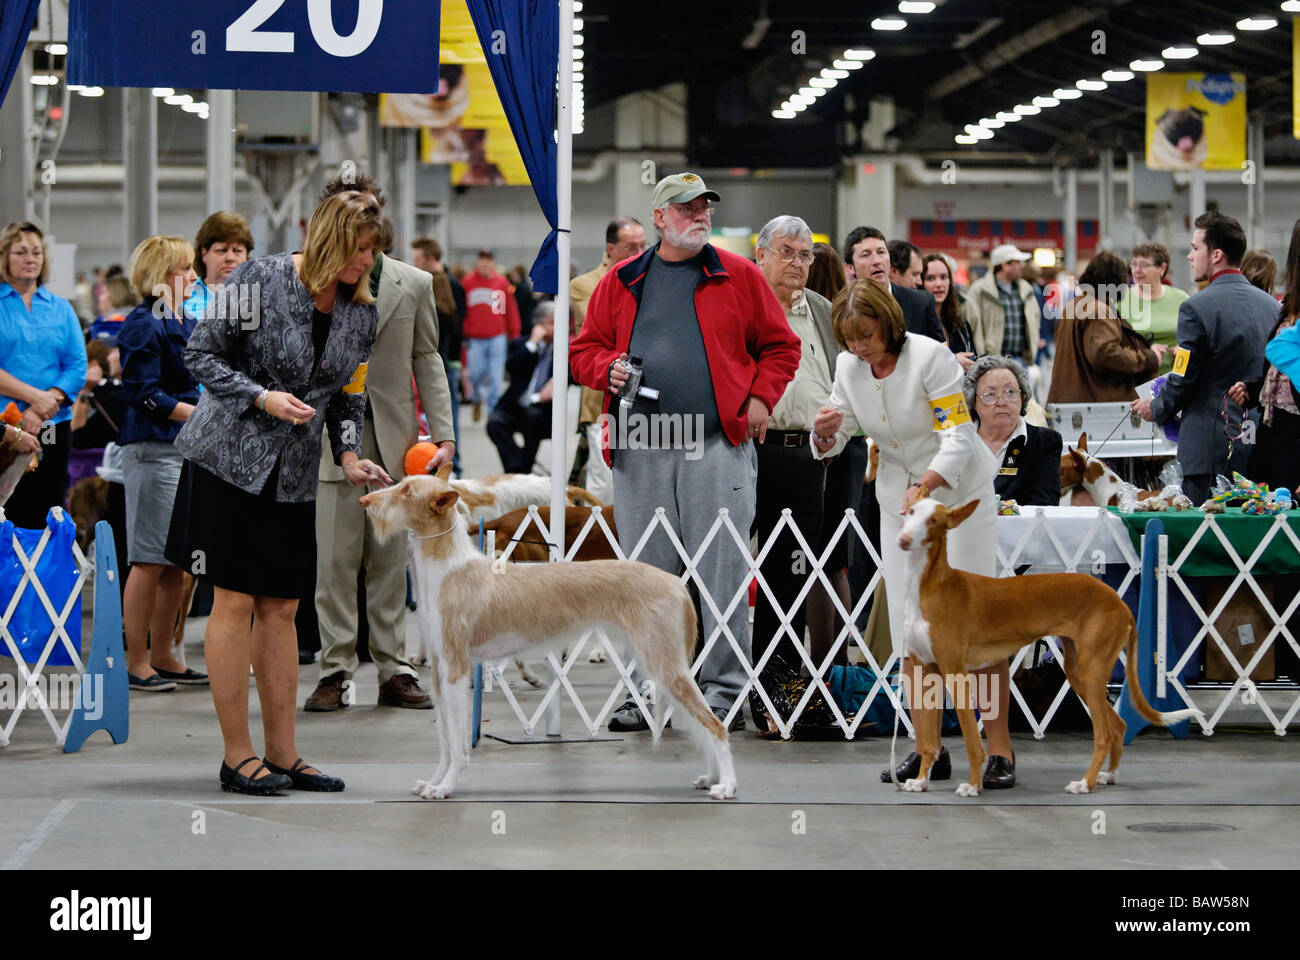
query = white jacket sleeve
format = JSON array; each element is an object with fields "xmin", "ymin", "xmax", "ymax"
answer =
[
  {"xmin": 812, "ymin": 351, "xmax": 861, "ymax": 460},
  {"xmin": 922, "ymin": 345, "xmax": 980, "ymax": 487}
]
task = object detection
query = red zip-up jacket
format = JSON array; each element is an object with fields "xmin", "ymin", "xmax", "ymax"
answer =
[
  {"xmin": 461, "ymin": 271, "xmax": 521, "ymax": 340},
  {"xmin": 569, "ymin": 243, "xmax": 801, "ymax": 465}
]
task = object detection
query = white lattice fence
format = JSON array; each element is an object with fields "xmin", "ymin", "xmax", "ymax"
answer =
[
  {"xmin": 472, "ymin": 503, "xmax": 1148, "ymax": 740},
  {"xmin": 1157, "ymin": 514, "xmax": 1300, "ymax": 735}
]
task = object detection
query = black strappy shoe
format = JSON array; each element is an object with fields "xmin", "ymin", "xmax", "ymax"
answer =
[
  {"xmin": 263, "ymin": 757, "xmax": 345, "ymax": 792},
  {"xmin": 220, "ymin": 756, "xmax": 291, "ymax": 796}
]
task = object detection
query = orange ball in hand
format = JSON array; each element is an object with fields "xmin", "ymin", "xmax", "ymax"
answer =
[{"xmin": 404, "ymin": 441, "xmax": 441, "ymax": 478}]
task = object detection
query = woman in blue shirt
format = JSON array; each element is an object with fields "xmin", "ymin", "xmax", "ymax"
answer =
[
  {"xmin": 117, "ymin": 236, "xmax": 204, "ymax": 691},
  {"xmin": 0, "ymin": 221, "xmax": 87, "ymax": 529}
]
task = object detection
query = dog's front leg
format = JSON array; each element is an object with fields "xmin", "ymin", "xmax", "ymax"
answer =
[
  {"xmin": 942, "ymin": 665, "xmax": 985, "ymax": 798},
  {"xmin": 425, "ymin": 662, "xmax": 472, "ymax": 799},
  {"xmin": 413, "ymin": 655, "xmax": 451, "ymax": 799}
]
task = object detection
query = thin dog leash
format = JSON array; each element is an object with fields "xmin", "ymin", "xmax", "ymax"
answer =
[{"xmin": 1088, "ymin": 409, "xmax": 1133, "ymax": 460}]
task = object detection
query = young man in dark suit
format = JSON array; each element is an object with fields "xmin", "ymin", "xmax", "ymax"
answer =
[
  {"xmin": 1133, "ymin": 211, "xmax": 1279, "ymax": 504},
  {"xmin": 843, "ymin": 227, "xmax": 946, "ymax": 344}
]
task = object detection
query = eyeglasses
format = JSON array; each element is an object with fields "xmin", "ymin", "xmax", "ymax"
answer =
[
  {"xmin": 773, "ymin": 246, "xmax": 813, "ymax": 266},
  {"xmin": 669, "ymin": 200, "xmax": 715, "ymax": 218},
  {"xmin": 977, "ymin": 388, "xmax": 1021, "ymax": 405}
]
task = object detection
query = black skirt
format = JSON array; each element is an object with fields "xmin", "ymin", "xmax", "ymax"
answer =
[{"xmin": 165, "ymin": 458, "xmax": 316, "ymax": 599}]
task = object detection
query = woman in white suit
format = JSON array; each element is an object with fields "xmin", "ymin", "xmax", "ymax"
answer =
[{"xmin": 811, "ymin": 279, "xmax": 1016, "ymax": 788}]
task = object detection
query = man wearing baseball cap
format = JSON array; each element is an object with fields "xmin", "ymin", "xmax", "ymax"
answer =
[
  {"xmin": 964, "ymin": 243, "xmax": 1042, "ymax": 367},
  {"xmin": 571, "ymin": 172, "xmax": 801, "ymax": 733}
]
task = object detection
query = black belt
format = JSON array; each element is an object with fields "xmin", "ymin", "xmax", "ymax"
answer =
[{"xmin": 763, "ymin": 429, "xmax": 810, "ymax": 448}]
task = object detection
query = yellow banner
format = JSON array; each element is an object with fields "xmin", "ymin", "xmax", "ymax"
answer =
[
  {"xmin": 1294, "ymin": 19, "xmax": 1300, "ymax": 139},
  {"xmin": 1146, "ymin": 73, "xmax": 1246, "ymax": 171},
  {"xmin": 377, "ymin": 0, "xmax": 529, "ymax": 186},
  {"xmin": 930, "ymin": 393, "xmax": 971, "ymax": 431}
]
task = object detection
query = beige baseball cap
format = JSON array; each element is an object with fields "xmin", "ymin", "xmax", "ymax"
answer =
[
  {"xmin": 651, "ymin": 172, "xmax": 721, "ymax": 209},
  {"xmin": 989, "ymin": 243, "xmax": 1031, "ymax": 268}
]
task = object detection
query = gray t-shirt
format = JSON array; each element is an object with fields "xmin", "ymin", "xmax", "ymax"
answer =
[{"xmin": 627, "ymin": 251, "xmax": 722, "ymax": 437}]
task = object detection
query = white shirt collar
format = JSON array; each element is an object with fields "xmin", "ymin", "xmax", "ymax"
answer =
[{"xmin": 989, "ymin": 417, "xmax": 1029, "ymax": 461}]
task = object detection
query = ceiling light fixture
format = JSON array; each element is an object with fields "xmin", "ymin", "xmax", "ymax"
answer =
[
  {"xmin": 151, "ymin": 87, "xmax": 174, "ymax": 97},
  {"xmin": 1014, "ymin": 103, "xmax": 1041, "ymax": 115},
  {"xmin": 898, "ymin": 1, "xmax": 935, "ymax": 12},
  {"xmin": 821, "ymin": 68, "xmax": 850, "ymax": 79},
  {"xmin": 165, "ymin": 94, "xmax": 192, "ymax": 105},
  {"xmin": 979, "ymin": 117, "xmax": 1005, "ymax": 129},
  {"xmin": 1236, "ymin": 17, "xmax": 1277, "ymax": 30},
  {"xmin": 996, "ymin": 111, "xmax": 1022, "ymax": 122},
  {"xmin": 955, "ymin": 134, "xmax": 979, "ymax": 145},
  {"xmin": 1076, "ymin": 78, "xmax": 1108, "ymax": 90},
  {"xmin": 872, "ymin": 17, "xmax": 907, "ymax": 30},
  {"xmin": 1129, "ymin": 59, "xmax": 1164, "ymax": 71},
  {"xmin": 45, "ymin": 43, "xmax": 68, "ymax": 56},
  {"xmin": 1033, "ymin": 95, "xmax": 1060, "ymax": 107},
  {"xmin": 1101, "ymin": 69, "xmax": 1135, "ymax": 82},
  {"xmin": 78, "ymin": 86, "xmax": 104, "ymax": 97},
  {"xmin": 834, "ymin": 59, "xmax": 864, "ymax": 70},
  {"xmin": 772, "ymin": 109, "xmax": 796, "ymax": 119},
  {"xmin": 809, "ymin": 77, "xmax": 836, "ymax": 88},
  {"xmin": 1053, "ymin": 88, "xmax": 1084, "ymax": 99},
  {"xmin": 1162, "ymin": 46, "xmax": 1197, "ymax": 59},
  {"xmin": 842, "ymin": 49, "xmax": 876, "ymax": 61},
  {"xmin": 1197, "ymin": 32, "xmax": 1235, "ymax": 44}
]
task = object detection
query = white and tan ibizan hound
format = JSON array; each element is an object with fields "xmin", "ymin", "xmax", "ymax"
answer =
[
  {"xmin": 896, "ymin": 494, "xmax": 1202, "ymax": 796},
  {"xmin": 360, "ymin": 474, "xmax": 737, "ymax": 800},
  {"xmin": 409, "ymin": 464, "xmax": 604, "ymax": 673}
]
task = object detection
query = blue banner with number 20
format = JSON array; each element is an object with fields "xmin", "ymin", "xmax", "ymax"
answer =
[{"xmin": 68, "ymin": 0, "xmax": 441, "ymax": 93}]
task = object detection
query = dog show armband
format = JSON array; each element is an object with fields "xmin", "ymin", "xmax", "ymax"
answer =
[
  {"xmin": 929, "ymin": 392, "xmax": 972, "ymax": 431},
  {"xmin": 1172, "ymin": 347, "xmax": 1191, "ymax": 377},
  {"xmin": 343, "ymin": 362, "xmax": 369, "ymax": 395}
]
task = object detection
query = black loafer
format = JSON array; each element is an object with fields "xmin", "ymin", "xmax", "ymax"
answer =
[
  {"xmin": 881, "ymin": 746, "xmax": 951, "ymax": 782},
  {"xmin": 154, "ymin": 667, "xmax": 208, "ymax": 685},
  {"xmin": 983, "ymin": 753, "xmax": 1016, "ymax": 789},
  {"xmin": 220, "ymin": 756, "xmax": 291, "ymax": 796},
  {"xmin": 264, "ymin": 757, "xmax": 345, "ymax": 792}
]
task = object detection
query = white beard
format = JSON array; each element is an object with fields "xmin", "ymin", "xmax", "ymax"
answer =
[{"xmin": 662, "ymin": 220, "xmax": 709, "ymax": 255}]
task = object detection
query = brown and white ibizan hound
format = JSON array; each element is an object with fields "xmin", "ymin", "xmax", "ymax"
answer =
[
  {"xmin": 360, "ymin": 474, "xmax": 737, "ymax": 800},
  {"xmin": 896, "ymin": 495, "xmax": 1202, "ymax": 796},
  {"xmin": 1060, "ymin": 433, "xmax": 1162, "ymax": 507}
]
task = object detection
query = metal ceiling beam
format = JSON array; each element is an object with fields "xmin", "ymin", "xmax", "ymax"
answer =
[{"xmin": 926, "ymin": 5, "xmax": 1126, "ymax": 99}]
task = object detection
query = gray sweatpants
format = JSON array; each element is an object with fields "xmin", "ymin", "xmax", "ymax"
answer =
[{"xmin": 613, "ymin": 434, "xmax": 757, "ymax": 711}]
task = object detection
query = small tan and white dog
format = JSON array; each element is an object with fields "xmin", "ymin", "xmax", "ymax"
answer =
[{"xmin": 361, "ymin": 474, "xmax": 737, "ymax": 800}]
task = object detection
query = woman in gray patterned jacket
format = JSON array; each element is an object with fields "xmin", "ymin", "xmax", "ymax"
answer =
[{"xmin": 166, "ymin": 191, "xmax": 391, "ymax": 796}]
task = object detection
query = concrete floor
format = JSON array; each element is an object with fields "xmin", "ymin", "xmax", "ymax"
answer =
[{"xmin": 3, "ymin": 390, "xmax": 1299, "ymax": 869}]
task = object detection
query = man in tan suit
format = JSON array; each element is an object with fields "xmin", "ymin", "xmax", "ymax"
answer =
[
  {"xmin": 306, "ymin": 175, "xmax": 455, "ymax": 711},
  {"xmin": 569, "ymin": 216, "xmax": 645, "ymax": 502}
]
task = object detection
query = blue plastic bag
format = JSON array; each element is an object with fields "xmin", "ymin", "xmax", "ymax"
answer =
[
  {"xmin": 829, "ymin": 664, "xmax": 961, "ymax": 734},
  {"xmin": 0, "ymin": 508, "xmax": 82, "ymax": 666}
]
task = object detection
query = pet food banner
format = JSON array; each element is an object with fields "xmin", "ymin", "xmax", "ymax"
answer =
[
  {"xmin": 378, "ymin": 0, "xmax": 529, "ymax": 186},
  {"xmin": 1145, "ymin": 72, "xmax": 1246, "ymax": 171}
]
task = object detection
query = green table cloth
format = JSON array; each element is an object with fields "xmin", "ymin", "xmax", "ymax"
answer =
[{"xmin": 1115, "ymin": 507, "xmax": 1300, "ymax": 576}]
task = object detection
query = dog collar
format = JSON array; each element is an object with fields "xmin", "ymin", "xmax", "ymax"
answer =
[{"xmin": 412, "ymin": 517, "xmax": 463, "ymax": 540}]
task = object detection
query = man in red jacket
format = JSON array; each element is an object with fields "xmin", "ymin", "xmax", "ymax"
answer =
[
  {"xmin": 461, "ymin": 249, "xmax": 521, "ymax": 421},
  {"xmin": 570, "ymin": 172, "xmax": 801, "ymax": 732}
]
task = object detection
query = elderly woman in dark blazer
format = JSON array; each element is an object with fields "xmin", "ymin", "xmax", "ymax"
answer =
[
  {"xmin": 965, "ymin": 355, "xmax": 1063, "ymax": 507},
  {"xmin": 166, "ymin": 191, "xmax": 389, "ymax": 795}
]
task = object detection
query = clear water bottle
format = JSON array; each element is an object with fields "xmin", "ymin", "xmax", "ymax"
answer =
[{"xmin": 619, "ymin": 355, "xmax": 644, "ymax": 411}]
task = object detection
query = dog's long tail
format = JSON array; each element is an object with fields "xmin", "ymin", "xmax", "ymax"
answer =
[
  {"xmin": 565, "ymin": 485, "xmax": 603, "ymax": 507},
  {"xmin": 1121, "ymin": 620, "xmax": 1203, "ymax": 727}
]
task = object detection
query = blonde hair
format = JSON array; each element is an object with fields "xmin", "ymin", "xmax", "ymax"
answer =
[
  {"xmin": 129, "ymin": 235, "xmax": 195, "ymax": 306},
  {"xmin": 0, "ymin": 221, "xmax": 51, "ymax": 286},
  {"xmin": 300, "ymin": 191, "xmax": 383, "ymax": 303}
]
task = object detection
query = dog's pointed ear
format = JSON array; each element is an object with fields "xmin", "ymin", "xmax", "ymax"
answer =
[
  {"xmin": 434, "ymin": 462, "xmax": 453, "ymax": 481},
  {"xmin": 429, "ymin": 490, "xmax": 459, "ymax": 514},
  {"xmin": 1077, "ymin": 432, "xmax": 1088, "ymax": 452},
  {"xmin": 947, "ymin": 499, "xmax": 979, "ymax": 528}
]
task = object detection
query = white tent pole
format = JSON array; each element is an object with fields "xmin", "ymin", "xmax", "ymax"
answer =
[{"xmin": 550, "ymin": 0, "xmax": 574, "ymax": 560}]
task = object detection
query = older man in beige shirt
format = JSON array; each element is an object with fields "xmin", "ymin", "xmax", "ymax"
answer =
[{"xmin": 750, "ymin": 216, "xmax": 839, "ymax": 712}]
